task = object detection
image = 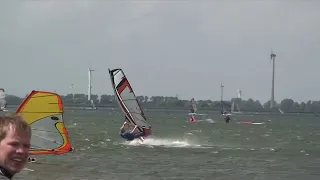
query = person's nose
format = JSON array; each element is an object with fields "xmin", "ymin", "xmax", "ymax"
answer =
[{"xmin": 16, "ymin": 145, "xmax": 29, "ymax": 155}]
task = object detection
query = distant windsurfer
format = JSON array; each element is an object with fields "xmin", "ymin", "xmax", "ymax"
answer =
[
  {"xmin": 119, "ymin": 121, "xmax": 150, "ymax": 141},
  {"xmin": 0, "ymin": 88, "xmax": 6, "ymax": 111},
  {"xmin": 27, "ymin": 157, "xmax": 36, "ymax": 163},
  {"xmin": 221, "ymin": 111, "xmax": 231, "ymax": 123}
]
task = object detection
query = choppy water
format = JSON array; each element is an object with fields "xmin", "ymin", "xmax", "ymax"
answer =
[{"xmin": 11, "ymin": 109, "xmax": 320, "ymax": 180}]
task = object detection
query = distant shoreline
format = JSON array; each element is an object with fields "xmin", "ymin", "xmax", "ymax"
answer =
[{"xmin": 5, "ymin": 104, "xmax": 318, "ymax": 116}]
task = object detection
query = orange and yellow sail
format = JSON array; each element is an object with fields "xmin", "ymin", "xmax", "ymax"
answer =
[{"xmin": 16, "ymin": 90, "xmax": 73, "ymax": 155}]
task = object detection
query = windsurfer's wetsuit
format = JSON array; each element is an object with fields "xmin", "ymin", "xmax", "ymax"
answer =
[
  {"xmin": 120, "ymin": 132, "xmax": 136, "ymax": 141},
  {"xmin": 225, "ymin": 115, "xmax": 230, "ymax": 123},
  {"xmin": 0, "ymin": 166, "xmax": 13, "ymax": 180},
  {"xmin": 221, "ymin": 111, "xmax": 231, "ymax": 123},
  {"xmin": 120, "ymin": 131, "xmax": 145, "ymax": 141},
  {"xmin": 120, "ymin": 126, "xmax": 151, "ymax": 141}
]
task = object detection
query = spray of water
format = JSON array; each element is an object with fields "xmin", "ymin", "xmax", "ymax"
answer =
[{"xmin": 123, "ymin": 137, "xmax": 204, "ymax": 148}]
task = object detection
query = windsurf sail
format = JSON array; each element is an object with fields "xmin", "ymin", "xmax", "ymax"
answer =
[
  {"xmin": 109, "ymin": 68, "xmax": 151, "ymax": 135},
  {"xmin": 231, "ymin": 102, "xmax": 234, "ymax": 112},
  {"xmin": 0, "ymin": 88, "xmax": 7, "ymax": 111},
  {"xmin": 278, "ymin": 108, "xmax": 284, "ymax": 115},
  {"xmin": 16, "ymin": 90, "xmax": 73, "ymax": 155},
  {"xmin": 190, "ymin": 98, "xmax": 197, "ymax": 113},
  {"xmin": 187, "ymin": 97, "xmax": 210, "ymax": 122},
  {"xmin": 90, "ymin": 100, "xmax": 97, "ymax": 109},
  {"xmin": 220, "ymin": 101, "xmax": 232, "ymax": 114},
  {"xmin": 231, "ymin": 101, "xmax": 242, "ymax": 114}
]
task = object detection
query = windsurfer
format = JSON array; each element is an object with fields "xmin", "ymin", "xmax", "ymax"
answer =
[
  {"xmin": 119, "ymin": 121, "xmax": 149, "ymax": 141},
  {"xmin": 225, "ymin": 115, "xmax": 231, "ymax": 123},
  {"xmin": 27, "ymin": 157, "xmax": 36, "ymax": 163},
  {"xmin": 221, "ymin": 111, "xmax": 231, "ymax": 123}
]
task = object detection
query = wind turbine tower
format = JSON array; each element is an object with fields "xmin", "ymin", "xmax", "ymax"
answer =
[
  {"xmin": 270, "ymin": 50, "xmax": 276, "ymax": 108},
  {"xmin": 220, "ymin": 82, "xmax": 224, "ymax": 101},
  {"xmin": 88, "ymin": 68, "xmax": 94, "ymax": 101},
  {"xmin": 70, "ymin": 84, "xmax": 74, "ymax": 101}
]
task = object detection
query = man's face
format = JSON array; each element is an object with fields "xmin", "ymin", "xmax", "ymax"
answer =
[
  {"xmin": 124, "ymin": 123, "xmax": 130, "ymax": 130},
  {"xmin": 0, "ymin": 126, "xmax": 31, "ymax": 174}
]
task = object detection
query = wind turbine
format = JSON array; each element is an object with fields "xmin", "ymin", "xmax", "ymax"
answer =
[
  {"xmin": 88, "ymin": 68, "xmax": 94, "ymax": 101},
  {"xmin": 220, "ymin": 81, "xmax": 224, "ymax": 102},
  {"xmin": 270, "ymin": 49, "xmax": 276, "ymax": 108},
  {"xmin": 70, "ymin": 84, "xmax": 74, "ymax": 102}
]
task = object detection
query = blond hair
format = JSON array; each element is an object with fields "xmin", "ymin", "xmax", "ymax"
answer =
[{"xmin": 0, "ymin": 113, "xmax": 31, "ymax": 141}]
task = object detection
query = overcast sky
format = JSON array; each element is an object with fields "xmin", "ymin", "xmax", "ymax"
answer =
[{"xmin": 0, "ymin": 0, "xmax": 319, "ymax": 103}]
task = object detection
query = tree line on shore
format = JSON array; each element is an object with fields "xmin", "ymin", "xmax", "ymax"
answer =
[{"xmin": 5, "ymin": 93, "xmax": 320, "ymax": 113}]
